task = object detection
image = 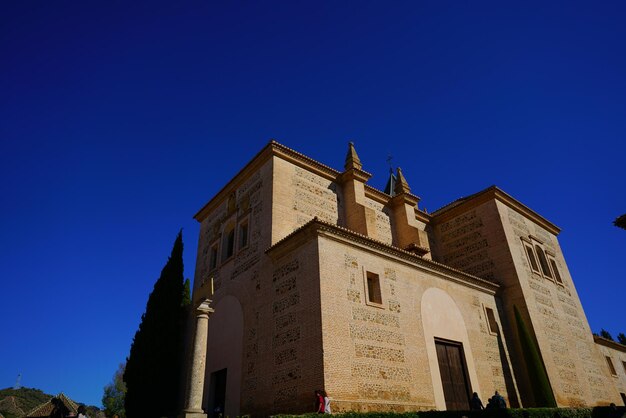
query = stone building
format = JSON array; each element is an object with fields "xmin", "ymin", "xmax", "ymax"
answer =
[{"xmin": 180, "ymin": 141, "xmax": 626, "ymax": 418}]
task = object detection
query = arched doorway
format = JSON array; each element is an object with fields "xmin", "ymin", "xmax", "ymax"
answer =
[{"xmin": 421, "ymin": 287, "xmax": 480, "ymax": 410}]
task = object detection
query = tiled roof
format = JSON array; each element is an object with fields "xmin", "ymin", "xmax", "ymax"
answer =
[
  {"xmin": 430, "ymin": 186, "xmax": 492, "ymax": 215},
  {"xmin": 267, "ymin": 217, "xmax": 499, "ymax": 293},
  {"xmin": 26, "ymin": 393, "xmax": 79, "ymax": 418},
  {"xmin": 430, "ymin": 185, "xmax": 560, "ymax": 234},
  {"xmin": 194, "ymin": 140, "xmax": 427, "ymax": 221},
  {"xmin": 594, "ymin": 335, "xmax": 626, "ymax": 353}
]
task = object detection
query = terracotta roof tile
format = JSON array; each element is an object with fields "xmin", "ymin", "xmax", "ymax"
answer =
[{"xmin": 26, "ymin": 393, "xmax": 79, "ymax": 418}]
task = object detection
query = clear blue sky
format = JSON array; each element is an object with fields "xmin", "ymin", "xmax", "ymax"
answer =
[{"xmin": 1, "ymin": 0, "xmax": 624, "ymax": 408}]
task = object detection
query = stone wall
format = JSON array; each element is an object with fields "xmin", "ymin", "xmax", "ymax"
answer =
[
  {"xmin": 192, "ymin": 158, "xmax": 273, "ymax": 417},
  {"xmin": 496, "ymin": 201, "xmax": 621, "ymax": 407},
  {"xmin": 431, "ymin": 205, "xmax": 497, "ymax": 281},
  {"xmin": 594, "ymin": 341, "xmax": 626, "ymax": 402},
  {"xmin": 316, "ymin": 234, "xmax": 517, "ymax": 412},
  {"xmin": 262, "ymin": 245, "xmax": 325, "ymax": 415},
  {"xmin": 189, "ymin": 143, "xmax": 625, "ymax": 415},
  {"xmin": 272, "ymin": 157, "xmax": 342, "ymax": 243},
  {"xmin": 363, "ymin": 196, "xmax": 394, "ymax": 245}
]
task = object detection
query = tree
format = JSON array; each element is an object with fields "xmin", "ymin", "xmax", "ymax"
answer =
[
  {"xmin": 182, "ymin": 278, "xmax": 191, "ymax": 307},
  {"xmin": 600, "ymin": 328, "xmax": 614, "ymax": 341},
  {"xmin": 102, "ymin": 363, "xmax": 126, "ymax": 418},
  {"xmin": 614, "ymin": 214, "xmax": 626, "ymax": 230},
  {"xmin": 514, "ymin": 305, "xmax": 557, "ymax": 407},
  {"xmin": 617, "ymin": 333, "xmax": 626, "ymax": 345},
  {"xmin": 124, "ymin": 231, "xmax": 189, "ymax": 418}
]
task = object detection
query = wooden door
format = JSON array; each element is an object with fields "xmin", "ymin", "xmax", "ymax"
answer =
[{"xmin": 435, "ymin": 339, "xmax": 471, "ymax": 410}]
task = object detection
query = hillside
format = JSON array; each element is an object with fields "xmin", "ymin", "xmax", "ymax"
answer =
[
  {"xmin": 0, "ymin": 387, "xmax": 103, "ymax": 418},
  {"xmin": 0, "ymin": 388, "xmax": 50, "ymax": 418}
]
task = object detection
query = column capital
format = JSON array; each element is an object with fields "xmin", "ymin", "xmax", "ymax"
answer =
[{"xmin": 197, "ymin": 298, "xmax": 214, "ymax": 316}]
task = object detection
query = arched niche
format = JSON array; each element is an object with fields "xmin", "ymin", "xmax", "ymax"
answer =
[
  {"xmin": 205, "ymin": 295, "xmax": 244, "ymax": 417},
  {"xmin": 421, "ymin": 287, "xmax": 480, "ymax": 410}
]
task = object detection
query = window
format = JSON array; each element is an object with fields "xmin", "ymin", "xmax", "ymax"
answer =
[
  {"xmin": 535, "ymin": 245, "xmax": 553, "ymax": 279},
  {"xmin": 523, "ymin": 237, "xmax": 564, "ymax": 285},
  {"xmin": 622, "ymin": 360, "xmax": 626, "ymax": 374},
  {"xmin": 549, "ymin": 257, "xmax": 563, "ymax": 284},
  {"xmin": 485, "ymin": 307, "xmax": 500, "ymax": 335},
  {"xmin": 222, "ymin": 226, "xmax": 235, "ymax": 261},
  {"xmin": 366, "ymin": 272, "xmax": 382, "ymax": 305},
  {"xmin": 239, "ymin": 220, "xmax": 249, "ymax": 249},
  {"xmin": 524, "ymin": 244, "xmax": 540, "ymax": 273},
  {"xmin": 606, "ymin": 356, "xmax": 617, "ymax": 376}
]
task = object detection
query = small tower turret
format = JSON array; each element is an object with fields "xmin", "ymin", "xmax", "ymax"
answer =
[
  {"xmin": 339, "ymin": 142, "xmax": 376, "ymax": 237},
  {"xmin": 388, "ymin": 167, "xmax": 431, "ymax": 257}
]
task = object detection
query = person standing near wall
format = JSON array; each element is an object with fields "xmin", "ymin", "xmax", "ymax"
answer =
[
  {"xmin": 470, "ymin": 392, "xmax": 484, "ymax": 410},
  {"xmin": 492, "ymin": 391, "xmax": 507, "ymax": 408},
  {"xmin": 322, "ymin": 389, "xmax": 331, "ymax": 414},
  {"xmin": 315, "ymin": 390, "xmax": 324, "ymax": 413}
]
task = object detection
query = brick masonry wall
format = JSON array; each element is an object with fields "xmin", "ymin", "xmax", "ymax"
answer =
[
  {"xmin": 496, "ymin": 200, "xmax": 622, "ymax": 406},
  {"xmin": 317, "ymin": 234, "xmax": 517, "ymax": 412},
  {"xmin": 262, "ymin": 241, "xmax": 325, "ymax": 415},
  {"xmin": 594, "ymin": 343, "xmax": 626, "ymax": 400},
  {"xmin": 190, "ymin": 144, "xmax": 625, "ymax": 415},
  {"xmin": 271, "ymin": 157, "xmax": 342, "ymax": 244},
  {"xmin": 431, "ymin": 204, "xmax": 499, "ymax": 281},
  {"xmin": 431, "ymin": 198, "xmax": 624, "ymax": 407},
  {"xmin": 191, "ymin": 158, "xmax": 274, "ymax": 417},
  {"xmin": 363, "ymin": 196, "xmax": 393, "ymax": 245}
]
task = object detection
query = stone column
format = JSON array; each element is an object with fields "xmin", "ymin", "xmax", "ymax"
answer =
[{"xmin": 181, "ymin": 299, "xmax": 214, "ymax": 418}]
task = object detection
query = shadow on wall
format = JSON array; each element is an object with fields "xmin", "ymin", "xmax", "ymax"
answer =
[{"xmin": 496, "ymin": 330, "xmax": 520, "ymax": 408}]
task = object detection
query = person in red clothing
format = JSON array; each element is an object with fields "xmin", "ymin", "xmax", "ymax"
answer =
[{"xmin": 315, "ymin": 390, "xmax": 325, "ymax": 413}]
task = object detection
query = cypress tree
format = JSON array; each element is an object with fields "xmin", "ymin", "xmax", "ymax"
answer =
[
  {"xmin": 514, "ymin": 305, "xmax": 557, "ymax": 407},
  {"xmin": 124, "ymin": 231, "xmax": 186, "ymax": 418},
  {"xmin": 600, "ymin": 329, "xmax": 614, "ymax": 341}
]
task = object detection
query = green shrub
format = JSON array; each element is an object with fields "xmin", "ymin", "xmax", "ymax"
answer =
[{"xmin": 271, "ymin": 407, "xmax": 621, "ymax": 418}]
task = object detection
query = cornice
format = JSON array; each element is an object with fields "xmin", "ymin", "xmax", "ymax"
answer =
[
  {"xmin": 194, "ymin": 140, "xmax": 428, "ymax": 223},
  {"xmin": 339, "ymin": 168, "xmax": 372, "ymax": 183},
  {"xmin": 194, "ymin": 140, "xmax": 347, "ymax": 221},
  {"xmin": 390, "ymin": 192, "xmax": 420, "ymax": 208},
  {"xmin": 431, "ymin": 185, "xmax": 560, "ymax": 235},
  {"xmin": 266, "ymin": 217, "xmax": 499, "ymax": 294},
  {"xmin": 271, "ymin": 141, "xmax": 343, "ymax": 180},
  {"xmin": 415, "ymin": 208, "xmax": 432, "ymax": 224},
  {"xmin": 594, "ymin": 335, "xmax": 626, "ymax": 353}
]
